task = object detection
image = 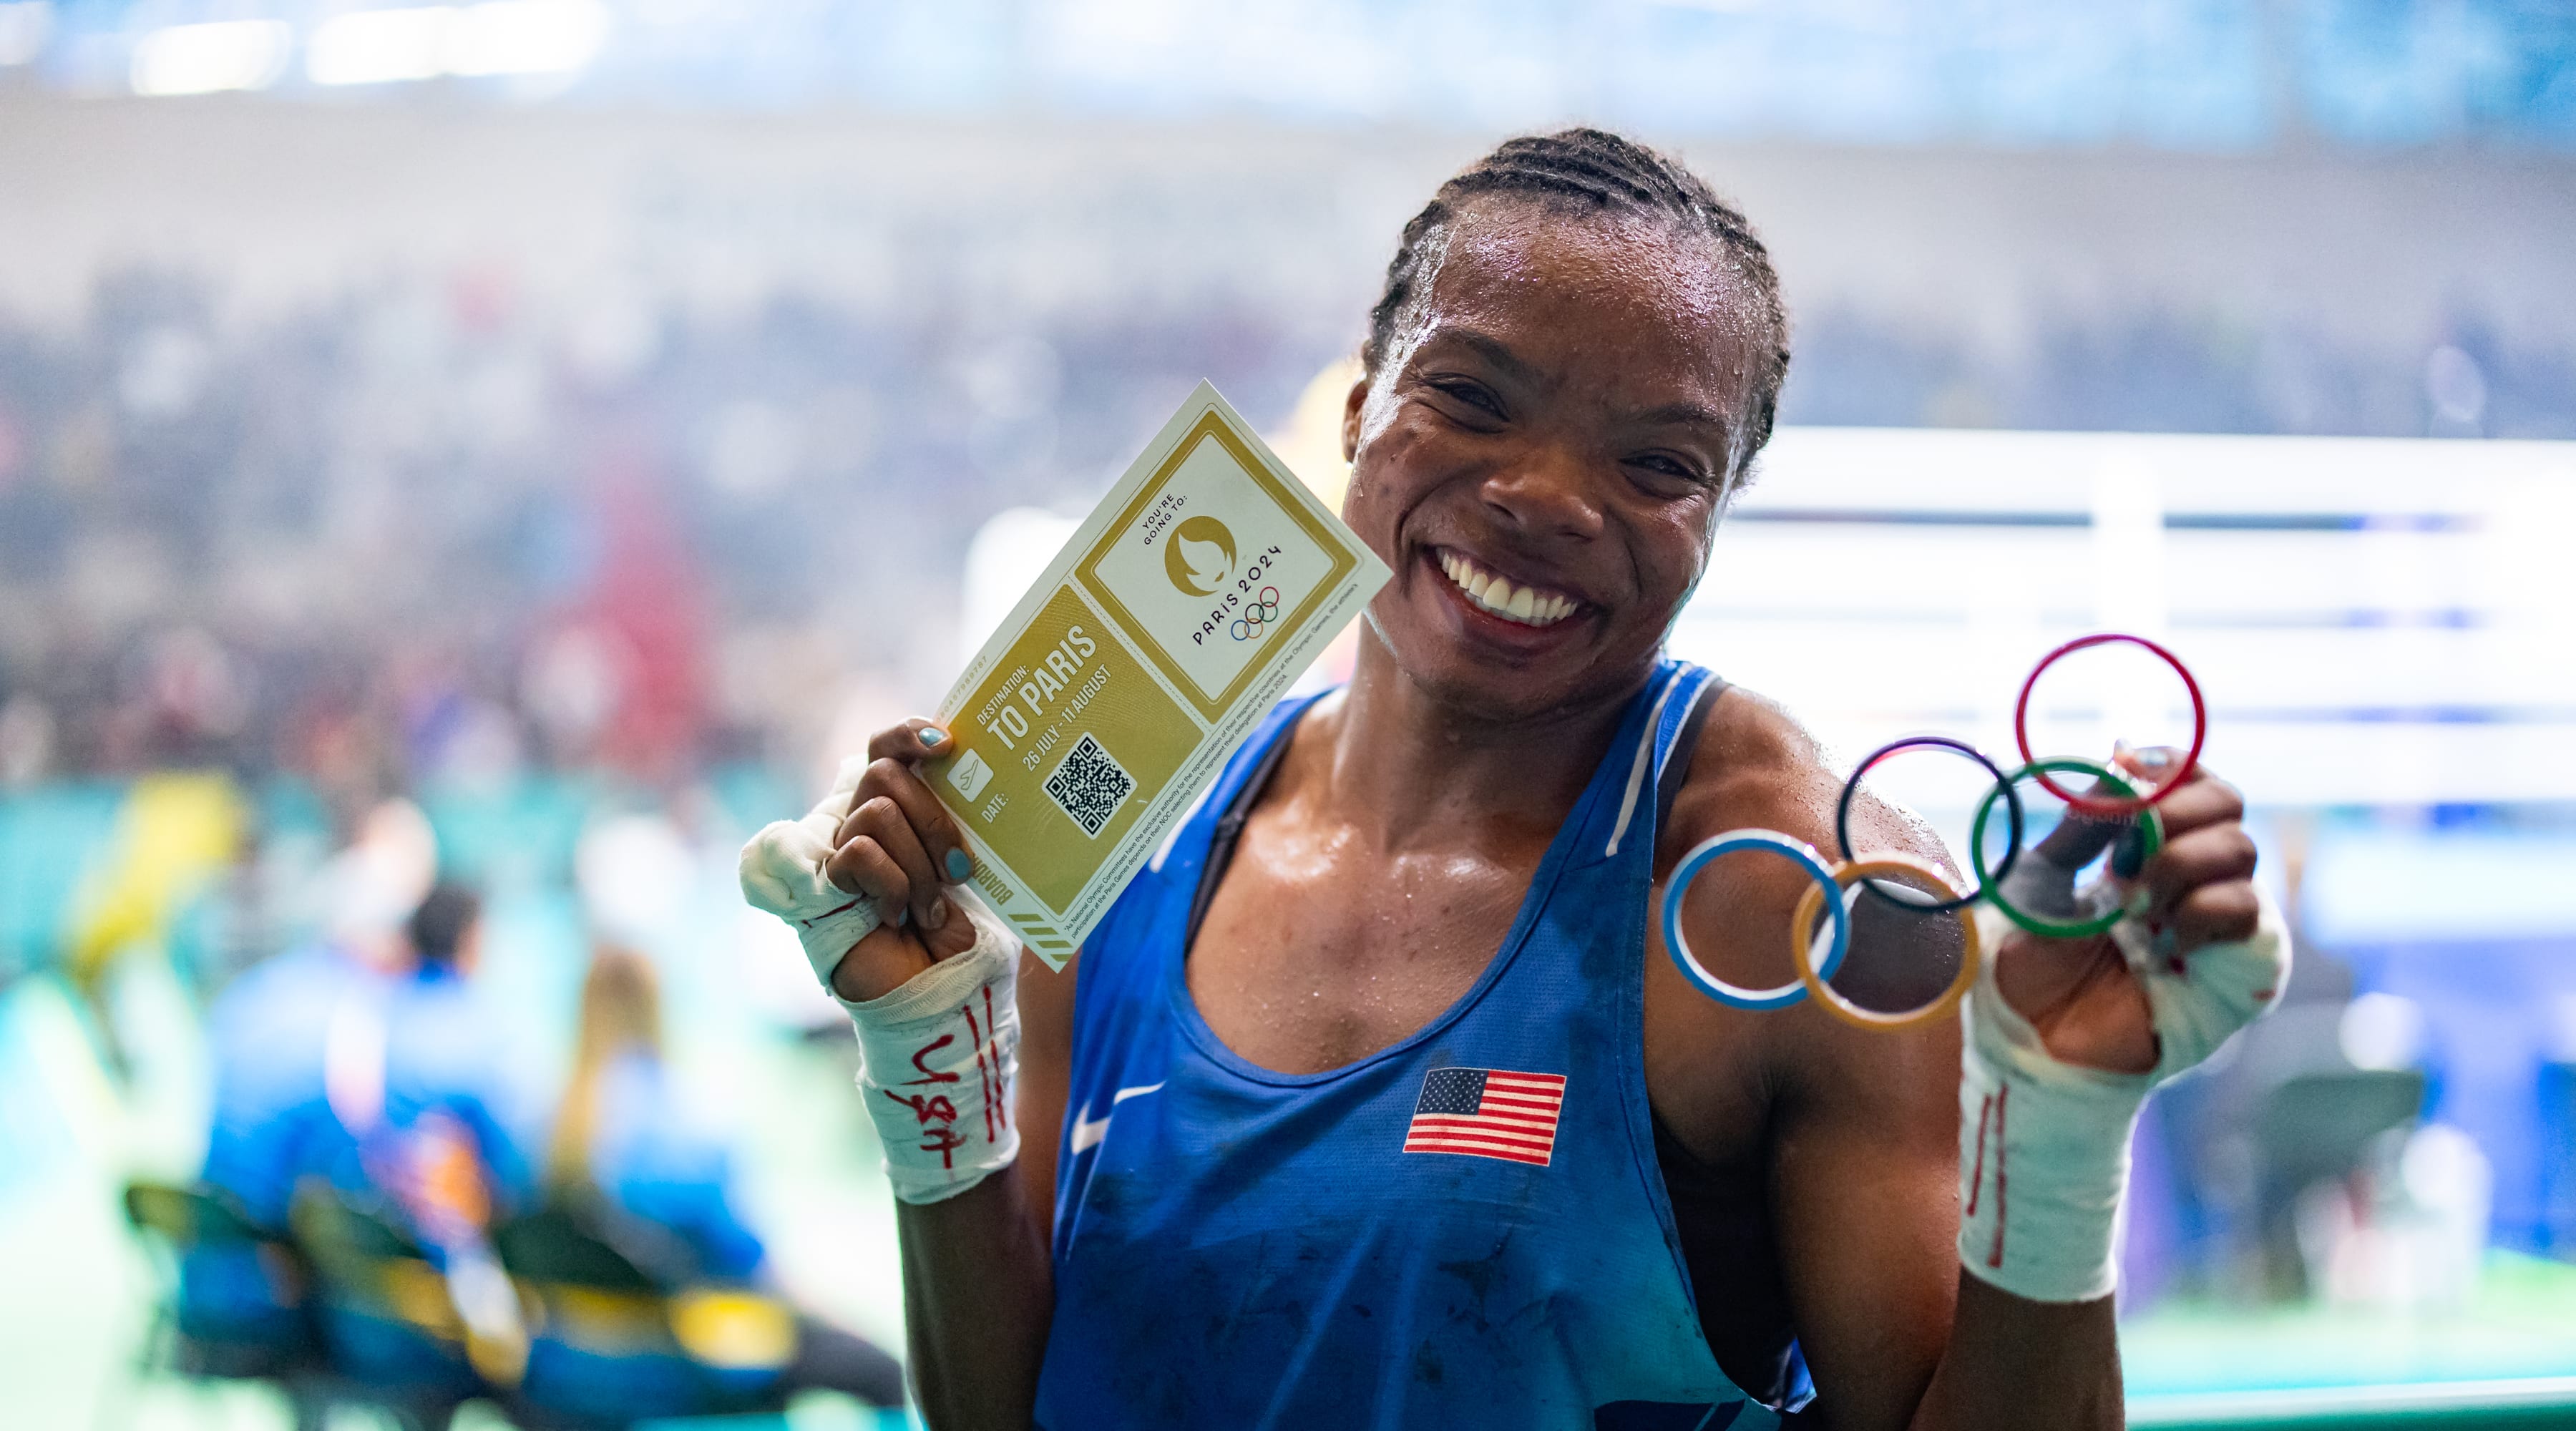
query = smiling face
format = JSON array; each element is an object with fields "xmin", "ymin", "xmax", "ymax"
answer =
[{"xmin": 1340, "ymin": 197, "xmax": 1765, "ymax": 723}]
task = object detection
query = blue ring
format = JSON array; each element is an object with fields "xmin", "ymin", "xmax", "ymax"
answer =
[{"xmin": 1662, "ymin": 829, "xmax": 1850, "ymax": 1010}]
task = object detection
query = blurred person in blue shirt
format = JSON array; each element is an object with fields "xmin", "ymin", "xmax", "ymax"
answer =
[
  {"xmin": 232, "ymin": 875, "xmax": 538, "ymax": 1410},
  {"xmin": 521, "ymin": 944, "xmax": 905, "ymax": 1420},
  {"xmin": 338, "ymin": 882, "xmax": 539, "ymax": 1222},
  {"xmin": 199, "ymin": 937, "xmax": 391, "ymax": 1229},
  {"xmin": 184, "ymin": 801, "xmax": 436, "ymax": 1372},
  {"xmin": 182, "ymin": 934, "xmax": 384, "ymax": 1374},
  {"xmin": 303, "ymin": 881, "xmax": 539, "ymax": 1406}
]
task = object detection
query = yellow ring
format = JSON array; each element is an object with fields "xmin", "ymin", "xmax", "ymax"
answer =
[{"xmin": 1787, "ymin": 854, "xmax": 1982, "ymax": 1032}]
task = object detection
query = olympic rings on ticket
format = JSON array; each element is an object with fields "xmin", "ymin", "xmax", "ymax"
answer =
[
  {"xmin": 1787, "ymin": 854, "xmax": 1984, "ymax": 1032},
  {"xmin": 2012, "ymin": 633, "xmax": 2206, "ymax": 816},
  {"xmin": 1969, "ymin": 758, "xmax": 2166, "ymax": 940},
  {"xmin": 1834, "ymin": 735, "xmax": 2023, "ymax": 914},
  {"xmin": 1662, "ymin": 829, "xmax": 1849, "ymax": 1010},
  {"xmin": 1229, "ymin": 587, "xmax": 1284, "ymax": 642}
]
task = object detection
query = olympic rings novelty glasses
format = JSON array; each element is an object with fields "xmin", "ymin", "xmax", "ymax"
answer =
[{"xmin": 1661, "ymin": 633, "xmax": 2206, "ymax": 1032}]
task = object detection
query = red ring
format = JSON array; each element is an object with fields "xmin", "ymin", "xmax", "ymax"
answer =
[{"xmin": 2012, "ymin": 632, "xmax": 2206, "ymax": 816}]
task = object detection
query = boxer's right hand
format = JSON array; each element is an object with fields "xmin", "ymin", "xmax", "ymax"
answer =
[{"xmin": 825, "ymin": 719, "xmax": 982, "ymax": 1003}]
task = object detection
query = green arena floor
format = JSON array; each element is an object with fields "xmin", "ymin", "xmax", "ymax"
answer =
[{"xmin": 2122, "ymin": 1257, "xmax": 2576, "ymax": 1427}]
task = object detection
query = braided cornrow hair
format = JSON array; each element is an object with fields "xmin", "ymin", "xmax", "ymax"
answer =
[{"xmin": 1362, "ymin": 127, "xmax": 1792, "ymax": 471}]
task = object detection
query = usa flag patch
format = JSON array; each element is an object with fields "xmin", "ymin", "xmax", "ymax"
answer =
[{"xmin": 1402, "ymin": 1067, "xmax": 1566, "ymax": 1166}]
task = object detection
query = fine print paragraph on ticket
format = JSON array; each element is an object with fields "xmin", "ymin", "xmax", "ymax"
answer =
[{"xmin": 923, "ymin": 381, "xmax": 1390, "ymax": 970}]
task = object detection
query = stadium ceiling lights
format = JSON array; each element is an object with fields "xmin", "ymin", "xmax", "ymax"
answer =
[
  {"xmin": 0, "ymin": 1, "xmax": 51, "ymax": 68},
  {"xmin": 117, "ymin": 0, "xmax": 608, "ymax": 96},
  {"xmin": 305, "ymin": 0, "xmax": 610, "ymax": 87},
  {"xmin": 130, "ymin": 19, "xmax": 292, "ymax": 96}
]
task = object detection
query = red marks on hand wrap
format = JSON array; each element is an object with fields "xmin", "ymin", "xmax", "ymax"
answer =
[
  {"xmin": 960, "ymin": 983, "xmax": 1010, "ymax": 1147},
  {"xmin": 1986, "ymin": 1083, "xmax": 2009, "ymax": 1270},
  {"xmin": 882, "ymin": 1089, "xmax": 959, "ymax": 1125},
  {"xmin": 889, "ymin": 984, "xmax": 1009, "ymax": 1178},
  {"xmin": 963, "ymin": 992, "xmax": 996, "ymax": 1143},
  {"xmin": 1967, "ymin": 1093, "xmax": 1992, "ymax": 1217},
  {"xmin": 907, "ymin": 1035, "xmax": 960, "ymax": 1084},
  {"xmin": 986, "ymin": 986, "xmax": 1010, "ymax": 1129},
  {"xmin": 800, "ymin": 897, "xmax": 863, "ymax": 929},
  {"xmin": 903, "ymin": 1030, "xmax": 968, "ymax": 1170},
  {"xmin": 1964, "ymin": 1085, "xmax": 2010, "ymax": 1269},
  {"xmin": 918, "ymin": 1125, "xmax": 968, "ymax": 1168}
]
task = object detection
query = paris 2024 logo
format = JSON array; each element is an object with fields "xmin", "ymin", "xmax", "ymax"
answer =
[{"xmin": 1164, "ymin": 516, "xmax": 1281, "ymax": 643}]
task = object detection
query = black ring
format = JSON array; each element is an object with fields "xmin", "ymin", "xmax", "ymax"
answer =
[{"xmin": 1834, "ymin": 735, "xmax": 2024, "ymax": 914}]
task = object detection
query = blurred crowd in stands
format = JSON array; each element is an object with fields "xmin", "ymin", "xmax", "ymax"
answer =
[
  {"xmin": 0, "ymin": 264, "xmax": 1330, "ymax": 817},
  {"xmin": 5, "ymin": 260, "xmax": 2567, "ymax": 811}
]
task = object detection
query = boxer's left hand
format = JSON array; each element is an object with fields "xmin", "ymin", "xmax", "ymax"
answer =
[{"xmin": 1991, "ymin": 749, "xmax": 2264, "ymax": 1074}]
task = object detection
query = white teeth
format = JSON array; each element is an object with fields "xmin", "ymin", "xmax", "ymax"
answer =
[{"xmin": 1435, "ymin": 550, "xmax": 1579, "ymax": 628}]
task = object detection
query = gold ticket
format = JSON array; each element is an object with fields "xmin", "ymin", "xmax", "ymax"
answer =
[{"xmin": 923, "ymin": 382, "xmax": 1390, "ymax": 969}]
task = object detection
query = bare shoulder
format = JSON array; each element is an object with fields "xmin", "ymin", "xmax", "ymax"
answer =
[
  {"xmin": 1658, "ymin": 683, "xmax": 1943, "ymax": 869},
  {"xmin": 1644, "ymin": 683, "xmax": 1962, "ymax": 1151}
]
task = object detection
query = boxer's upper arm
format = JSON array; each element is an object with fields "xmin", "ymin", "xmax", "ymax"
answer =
[
  {"xmin": 1656, "ymin": 695, "xmax": 1975, "ymax": 1427},
  {"xmin": 1766, "ymin": 996, "xmax": 1961, "ymax": 1429},
  {"xmin": 1013, "ymin": 947, "xmax": 1079, "ymax": 1249},
  {"xmin": 1770, "ymin": 783, "xmax": 1974, "ymax": 1428},
  {"xmin": 1657, "ymin": 854, "xmax": 1966, "ymax": 1427}
]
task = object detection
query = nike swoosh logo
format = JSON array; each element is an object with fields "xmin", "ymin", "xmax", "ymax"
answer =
[
  {"xmin": 1069, "ymin": 1111, "xmax": 1111, "ymax": 1154},
  {"xmin": 1068, "ymin": 1082, "xmax": 1165, "ymax": 1155}
]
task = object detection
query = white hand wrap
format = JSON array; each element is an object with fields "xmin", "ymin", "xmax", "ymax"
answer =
[
  {"xmin": 1958, "ymin": 892, "xmax": 2291, "ymax": 1302},
  {"xmin": 844, "ymin": 898, "xmax": 1022, "ymax": 1204},
  {"xmin": 738, "ymin": 763, "xmax": 1021, "ymax": 1203},
  {"xmin": 738, "ymin": 756, "xmax": 882, "ymax": 987}
]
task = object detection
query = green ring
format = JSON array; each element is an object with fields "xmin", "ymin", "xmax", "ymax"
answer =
[{"xmin": 1969, "ymin": 758, "xmax": 2165, "ymax": 939}]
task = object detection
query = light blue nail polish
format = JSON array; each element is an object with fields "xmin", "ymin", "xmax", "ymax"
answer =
[
  {"xmin": 945, "ymin": 849, "xmax": 972, "ymax": 881},
  {"xmin": 919, "ymin": 726, "xmax": 948, "ymax": 747}
]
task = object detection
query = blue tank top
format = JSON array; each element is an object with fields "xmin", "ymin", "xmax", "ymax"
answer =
[{"xmin": 1035, "ymin": 660, "xmax": 1793, "ymax": 1431}]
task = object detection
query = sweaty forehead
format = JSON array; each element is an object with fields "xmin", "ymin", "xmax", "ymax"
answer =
[{"xmin": 1411, "ymin": 199, "xmax": 1759, "ymax": 414}]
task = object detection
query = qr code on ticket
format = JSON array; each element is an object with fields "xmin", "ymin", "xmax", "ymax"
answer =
[{"xmin": 1043, "ymin": 733, "xmax": 1136, "ymax": 839}]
